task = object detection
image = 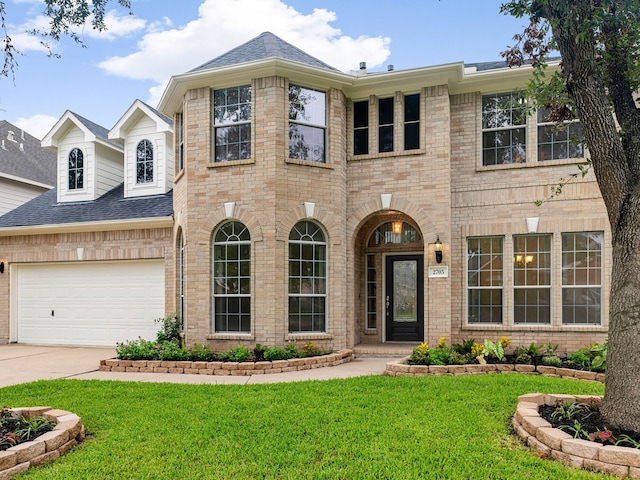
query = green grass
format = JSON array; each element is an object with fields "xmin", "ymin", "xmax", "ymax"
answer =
[{"xmin": 1, "ymin": 374, "xmax": 612, "ymax": 479}]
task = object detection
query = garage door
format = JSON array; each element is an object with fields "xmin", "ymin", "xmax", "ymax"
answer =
[{"xmin": 14, "ymin": 260, "xmax": 165, "ymax": 346}]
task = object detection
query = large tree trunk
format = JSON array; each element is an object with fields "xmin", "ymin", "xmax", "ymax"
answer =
[{"xmin": 541, "ymin": 0, "xmax": 640, "ymax": 431}]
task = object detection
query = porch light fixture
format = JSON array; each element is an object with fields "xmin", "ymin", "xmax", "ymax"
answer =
[
  {"xmin": 391, "ymin": 221, "xmax": 403, "ymax": 235},
  {"xmin": 434, "ymin": 236, "xmax": 443, "ymax": 264},
  {"xmin": 0, "ymin": 261, "xmax": 4, "ymax": 274}
]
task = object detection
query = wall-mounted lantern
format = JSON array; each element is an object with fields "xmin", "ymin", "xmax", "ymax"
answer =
[{"xmin": 434, "ymin": 236, "xmax": 443, "ymax": 264}]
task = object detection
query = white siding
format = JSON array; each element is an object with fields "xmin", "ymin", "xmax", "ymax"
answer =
[
  {"xmin": 95, "ymin": 143, "xmax": 125, "ymax": 197},
  {"xmin": 0, "ymin": 178, "xmax": 48, "ymax": 215},
  {"xmin": 56, "ymin": 126, "xmax": 96, "ymax": 203}
]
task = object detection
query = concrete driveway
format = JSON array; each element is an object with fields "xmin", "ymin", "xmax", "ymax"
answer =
[
  {"xmin": 0, "ymin": 344, "xmax": 395, "ymax": 387},
  {"xmin": 0, "ymin": 344, "xmax": 116, "ymax": 388}
]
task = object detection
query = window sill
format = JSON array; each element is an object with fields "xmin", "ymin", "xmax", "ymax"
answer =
[
  {"xmin": 286, "ymin": 158, "xmax": 333, "ymax": 169},
  {"xmin": 285, "ymin": 333, "xmax": 334, "ymax": 341},
  {"xmin": 348, "ymin": 149, "xmax": 425, "ymax": 162},
  {"xmin": 476, "ymin": 156, "xmax": 588, "ymax": 172},
  {"xmin": 207, "ymin": 158, "xmax": 254, "ymax": 168},
  {"xmin": 462, "ymin": 324, "xmax": 606, "ymax": 333},
  {"xmin": 207, "ymin": 333, "xmax": 255, "ymax": 341}
]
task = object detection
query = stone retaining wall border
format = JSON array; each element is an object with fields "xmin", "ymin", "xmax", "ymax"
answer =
[
  {"xmin": 514, "ymin": 394, "xmax": 640, "ymax": 479},
  {"xmin": 99, "ymin": 349, "xmax": 354, "ymax": 376},
  {"xmin": 383, "ymin": 359, "xmax": 606, "ymax": 382},
  {"xmin": 0, "ymin": 407, "xmax": 85, "ymax": 480}
]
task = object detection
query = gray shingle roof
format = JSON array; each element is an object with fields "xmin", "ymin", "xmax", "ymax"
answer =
[
  {"xmin": 139, "ymin": 100, "xmax": 173, "ymax": 127},
  {"xmin": 0, "ymin": 183, "xmax": 173, "ymax": 228},
  {"xmin": 190, "ymin": 31, "xmax": 339, "ymax": 73},
  {"xmin": 70, "ymin": 111, "xmax": 123, "ymax": 148},
  {"xmin": 0, "ymin": 120, "xmax": 56, "ymax": 186}
]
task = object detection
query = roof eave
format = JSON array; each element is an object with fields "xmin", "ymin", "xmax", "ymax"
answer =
[
  {"xmin": 158, "ymin": 58, "xmax": 354, "ymax": 115},
  {"xmin": 0, "ymin": 171, "xmax": 54, "ymax": 189},
  {"xmin": 0, "ymin": 216, "xmax": 174, "ymax": 237}
]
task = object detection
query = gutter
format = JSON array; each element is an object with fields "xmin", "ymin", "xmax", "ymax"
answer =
[{"xmin": 0, "ymin": 216, "xmax": 174, "ymax": 237}]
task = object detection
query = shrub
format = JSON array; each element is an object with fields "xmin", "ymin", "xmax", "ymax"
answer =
[
  {"xmin": 155, "ymin": 313, "xmax": 182, "ymax": 344},
  {"xmin": 219, "ymin": 345, "xmax": 251, "ymax": 362},
  {"xmin": 428, "ymin": 348, "xmax": 450, "ymax": 366},
  {"xmin": 116, "ymin": 338, "xmax": 160, "ymax": 360},
  {"xmin": 301, "ymin": 342, "xmax": 322, "ymax": 357},
  {"xmin": 515, "ymin": 352, "xmax": 532, "ymax": 364},
  {"xmin": 157, "ymin": 341, "xmax": 190, "ymax": 361},
  {"xmin": 264, "ymin": 346, "xmax": 293, "ymax": 361},
  {"xmin": 483, "ymin": 339, "xmax": 505, "ymax": 362},
  {"xmin": 408, "ymin": 343, "xmax": 430, "ymax": 365},
  {"xmin": 253, "ymin": 343, "xmax": 266, "ymax": 362},
  {"xmin": 448, "ymin": 351, "xmax": 470, "ymax": 365},
  {"xmin": 542, "ymin": 355, "xmax": 562, "ymax": 367},
  {"xmin": 452, "ymin": 338, "xmax": 475, "ymax": 355},
  {"xmin": 189, "ymin": 344, "xmax": 217, "ymax": 362}
]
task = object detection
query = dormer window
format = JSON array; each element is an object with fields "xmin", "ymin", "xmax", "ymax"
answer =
[
  {"xmin": 289, "ymin": 85, "xmax": 326, "ymax": 163},
  {"xmin": 68, "ymin": 148, "xmax": 84, "ymax": 190},
  {"xmin": 213, "ymin": 85, "xmax": 251, "ymax": 162},
  {"xmin": 136, "ymin": 139, "xmax": 154, "ymax": 184}
]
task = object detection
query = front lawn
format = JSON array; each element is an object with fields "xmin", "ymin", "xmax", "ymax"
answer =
[{"xmin": 1, "ymin": 374, "xmax": 611, "ymax": 479}]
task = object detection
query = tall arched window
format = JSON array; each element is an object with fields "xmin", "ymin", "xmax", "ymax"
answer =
[
  {"xmin": 212, "ymin": 221, "xmax": 251, "ymax": 332},
  {"xmin": 68, "ymin": 148, "xmax": 83, "ymax": 190},
  {"xmin": 136, "ymin": 139, "xmax": 154, "ymax": 184},
  {"xmin": 288, "ymin": 221, "xmax": 326, "ymax": 332}
]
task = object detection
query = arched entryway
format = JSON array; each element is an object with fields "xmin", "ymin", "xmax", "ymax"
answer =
[{"xmin": 354, "ymin": 212, "xmax": 424, "ymax": 344}]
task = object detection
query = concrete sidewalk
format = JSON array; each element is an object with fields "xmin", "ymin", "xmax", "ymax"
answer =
[{"xmin": 0, "ymin": 344, "xmax": 397, "ymax": 387}]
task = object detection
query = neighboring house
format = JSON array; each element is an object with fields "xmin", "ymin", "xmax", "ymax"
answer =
[
  {"xmin": 0, "ymin": 120, "xmax": 56, "ymax": 215},
  {"xmin": 0, "ymin": 32, "xmax": 609, "ymax": 352}
]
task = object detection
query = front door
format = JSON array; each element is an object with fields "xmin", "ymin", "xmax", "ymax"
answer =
[{"xmin": 385, "ymin": 255, "xmax": 424, "ymax": 342}]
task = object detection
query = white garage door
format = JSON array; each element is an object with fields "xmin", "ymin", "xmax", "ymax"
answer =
[{"xmin": 14, "ymin": 260, "xmax": 165, "ymax": 346}]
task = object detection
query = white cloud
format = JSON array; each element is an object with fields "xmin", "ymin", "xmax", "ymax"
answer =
[
  {"xmin": 98, "ymin": 0, "xmax": 390, "ymax": 104},
  {"xmin": 84, "ymin": 10, "xmax": 146, "ymax": 41},
  {"xmin": 13, "ymin": 114, "xmax": 58, "ymax": 140}
]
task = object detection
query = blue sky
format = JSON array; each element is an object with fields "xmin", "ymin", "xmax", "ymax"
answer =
[{"xmin": 2, "ymin": 0, "xmax": 528, "ymax": 139}]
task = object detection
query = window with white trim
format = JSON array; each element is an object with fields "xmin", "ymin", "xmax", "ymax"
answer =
[
  {"xmin": 562, "ymin": 232, "xmax": 602, "ymax": 325},
  {"xmin": 537, "ymin": 107, "xmax": 584, "ymax": 161},
  {"xmin": 481, "ymin": 92, "xmax": 527, "ymax": 165},
  {"xmin": 289, "ymin": 85, "xmax": 326, "ymax": 162},
  {"xmin": 213, "ymin": 86, "xmax": 251, "ymax": 162},
  {"xmin": 513, "ymin": 234, "xmax": 551, "ymax": 324},
  {"xmin": 467, "ymin": 237, "xmax": 503, "ymax": 324},
  {"xmin": 136, "ymin": 139, "xmax": 154, "ymax": 184},
  {"xmin": 288, "ymin": 221, "xmax": 326, "ymax": 332},
  {"xmin": 178, "ymin": 229, "xmax": 185, "ymax": 326},
  {"xmin": 68, "ymin": 148, "xmax": 84, "ymax": 190},
  {"xmin": 212, "ymin": 221, "xmax": 251, "ymax": 332}
]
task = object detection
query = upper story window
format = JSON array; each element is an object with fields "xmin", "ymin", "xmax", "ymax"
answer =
[
  {"xmin": 177, "ymin": 112, "xmax": 184, "ymax": 171},
  {"xmin": 353, "ymin": 100, "xmax": 369, "ymax": 155},
  {"xmin": 68, "ymin": 148, "xmax": 84, "ymax": 190},
  {"xmin": 289, "ymin": 85, "xmax": 326, "ymax": 163},
  {"xmin": 404, "ymin": 94, "xmax": 420, "ymax": 150},
  {"xmin": 136, "ymin": 139, "xmax": 154, "ymax": 184},
  {"xmin": 378, "ymin": 97, "xmax": 394, "ymax": 153},
  {"xmin": 537, "ymin": 107, "xmax": 584, "ymax": 161},
  {"xmin": 481, "ymin": 92, "xmax": 527, "ymax": 165},
  {"xmin": 213, "ymin": 85, "xmax": 251, "ymax": 162}
]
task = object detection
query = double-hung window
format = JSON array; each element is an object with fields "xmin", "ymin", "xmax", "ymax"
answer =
[
  {"xmin": 513, "ymin": 235, "xmax": 551, "ymax": 324},
  {"xmin": 288, "ymin": 221, "xmax": 327, "ymax": 332},
  {"xmin": 289, "ymin": 85, "xmax": 326, "ymax": 162},
  {"xmin": 378, "ymin": 97, "xmax": 394, "ymax": 153},
  {"xmin": 213, "ymin": 221, "xmax": 251, "ymax": 332},
  {"xmin": 68, "ymin": 148, "xmax": 84, "ymax": 190},
  {"xmin": 404, "ymin": 94, "xmax": 420, "ymax": 150},
  {"xmin": 353, "ymin": 100, "xmax": 369, "ymax": 155},
  {"xmin": 467, "ymin": 237, "xmax": 503, "ymax": 324},
  {"xmin": 177, "ymin": 112, "xmax": 184, "ymax": 171},
  {"xmin": 537, "ymin": 107, "xmax": 584, "ymax": 161},
  {"xmin": 213, "ymin": 86, "xmax": 251, "ymax": 162},
  {"xmin": 481, "ymin": 92, "xmax": 526, "ymax": 165},
  {"xmin": 562, "ymin": 232, "xmax": 602, "ymax": 324}
]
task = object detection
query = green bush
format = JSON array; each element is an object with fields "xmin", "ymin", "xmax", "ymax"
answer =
[
  {"xmin": 155, "ymin": 313, "xmax": 183, "ymax": 344},
  {"xmin": 264, "ymin": 346, "xmax": 293, "ymax": 361},
  {"xmin": 542, "ymin": 355, "xmax": 562, "ymax": 367},
  {"xmin": 219, "ymin": 345, "xmax": 251, "ymax": 362},
  {"xmin": 116, "ymin": 338, "xmax": 160, "ymax": 360},
  {"xmin": 157, "ymin": 341, "xmax": 190, "ymax": 361},
  {"xmin": 189, "ymin": 344, "xmax": 217, "ymax": 362},
  {"xmin": 427, "ymin": 348, "xmax": 450, "ymax": 366}
]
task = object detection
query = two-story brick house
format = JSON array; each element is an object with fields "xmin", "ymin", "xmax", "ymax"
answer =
[{"xmin": 0, "ymin": 32, "xmax": 609, "ymax": 353}]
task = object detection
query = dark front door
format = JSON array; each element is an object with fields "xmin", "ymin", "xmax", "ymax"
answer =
[{"xmin": 385, "ymin": 255, "xmax": 424, "ymax": 342}]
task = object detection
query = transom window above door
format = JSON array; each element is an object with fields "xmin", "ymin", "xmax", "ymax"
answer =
[{"xmin": 368, "ymin": 221, "xmax": 422, "ymax": 246}]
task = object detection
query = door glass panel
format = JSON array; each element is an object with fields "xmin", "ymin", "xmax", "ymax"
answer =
[{"xmin": 393, "ymin": 260, "xmax": 417, "ymax": 323}]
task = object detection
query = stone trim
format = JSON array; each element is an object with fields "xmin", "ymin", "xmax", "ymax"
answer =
[
  {"xmin": 513, "ymin": 394, "xmax": 640, "ymax": 478},
  {"xmin": 0, "ymin": 407, "xmax": 85, "ymax": 480},
  {"xmin": 383, "ymin": 358, "xmax": 606, "ymax": 382},
  {"xmin": 99, "ymin": 349, "xmax": 354, "ymax": 376}
]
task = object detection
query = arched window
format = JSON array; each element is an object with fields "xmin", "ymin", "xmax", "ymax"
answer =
[
  {"xmin": 136, "ymin": 139, "xmax": 154, "ymax": 184},
  {"xmin": 68, "ymin": 148, "xmax": 83, "ymax": 190},
  {"xmin": 288, "ymin": 221, "xmax": 326, "ymax": 332},
  {"xmin": 212, "ymin": 221, "xmax": 251, "ymax": 332},
  {"xmin": 368, "ymin": 221, "xmax": 421, "ymax": 247}
]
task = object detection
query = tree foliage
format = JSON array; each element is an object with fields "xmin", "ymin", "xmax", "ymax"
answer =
[
  {"xmin": 500, "ymin": 0, "xmax": 640, "ymax": 432},
  {"xmin": 0, "ymin": 0, "xmax": 132, "ymax": 79}
]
